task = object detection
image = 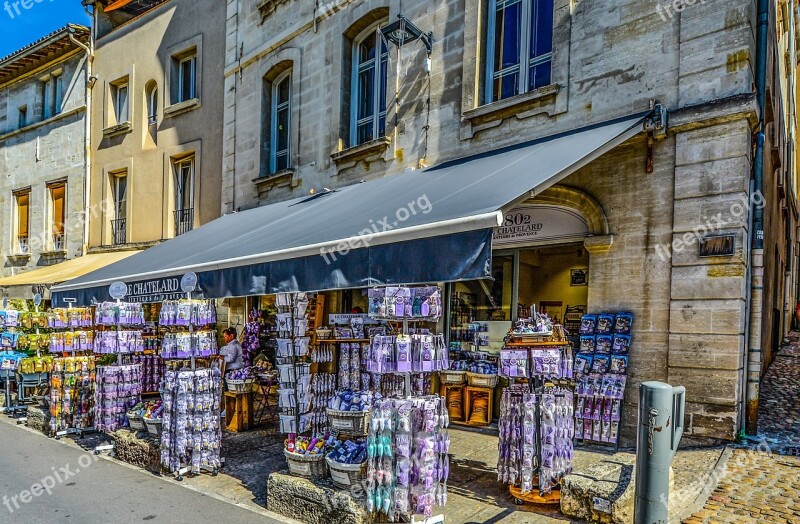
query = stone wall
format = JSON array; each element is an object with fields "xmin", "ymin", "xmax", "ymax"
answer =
[
  {"xmin": 0, "ymin": 50, "xmax": 88, "ymax": 277},
  {"xmin": 223, "ymin": 0, "xmax": 766, "ymax": 441}
]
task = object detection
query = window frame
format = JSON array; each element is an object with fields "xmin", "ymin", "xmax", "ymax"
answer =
[
  {"xmin": 484, "ymin": 0, "xmax": 554, "ymax": 104},
  {"xmin": 349, "ymin": 24, "xmax": 389, "ymax": 147},
  {"xmin": 147, "ymin": 84, "xmax": 158, "ymax": 125},
  {"xmin": 112, "ymin": 173, "xmax": 128, "ymax": 221},
  {"xmin": 113, "ymin": 81, "xmax": 130, "ymax": 124},
  {"xmin": 173, "ymin": 156, "xmax": 195, "ymax": 212},
  {"xmin": 18, "ymin": 106, "xmax": 27, "ymax": 129},
  {"xmin": 14, "ymin": 190, "xmax": 31, "ymax": 255},
  {"xmin": 269, "ymin": 70, "xmax": 292, "ymax": 174},
  {"xmin": 49, "ymin": 183, "xmax": 67, "ymax": 251},
  {"xmin": 177, "ymin": 54, "xmax": 197, "ymax": 104},
  {"xmin": 53, "ymin": 73, "xmax": 63, "ymax": 115}
]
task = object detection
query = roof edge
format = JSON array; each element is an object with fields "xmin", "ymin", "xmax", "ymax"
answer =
[{"xmin": 0, "ymin": 24, "xmax": 91, "ymax": 68}]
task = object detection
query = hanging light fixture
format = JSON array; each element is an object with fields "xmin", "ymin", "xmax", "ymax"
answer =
[{"xmin": 381, "ymin": 15, "xmax": 432, "ymax": 55}]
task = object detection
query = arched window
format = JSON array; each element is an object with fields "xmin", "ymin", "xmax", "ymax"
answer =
[
  {"xmin": 485, "ymin": 0, "xmax": 554, "ymax": 102},
  {"xmin": 270, "ymin": 70, "xmax": 291, "ymax": 173},
  {"xmin": 351, "ymin": 24, "xmax": 388, "ymax": 146},
  {"xmin": 145, "ymin": 81, "xmax": 158, "ymax": 125}
]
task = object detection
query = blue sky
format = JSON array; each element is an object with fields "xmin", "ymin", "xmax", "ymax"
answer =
[{"xmin": 1, "ymin": 1, "xmax": 91, "ymax": 58}]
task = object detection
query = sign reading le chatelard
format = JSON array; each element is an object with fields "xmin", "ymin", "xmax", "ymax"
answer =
[
  {"xmin": 493, "ymin": 204, "xmax": 590, "ymax": 247},
  {"xmin": 124, "ymin": 277, "xmax": 185, "ymax": 303}
]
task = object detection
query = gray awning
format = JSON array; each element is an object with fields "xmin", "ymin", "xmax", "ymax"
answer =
[{"xmin": 52, "ymin": 112, "xmax": 647, "ymax": 305}]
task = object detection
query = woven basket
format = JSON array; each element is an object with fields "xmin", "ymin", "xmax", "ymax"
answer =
[
  {"xmin": 226, "ymin": 378, "xmax": 256, "ymax": 393},
  {"xmin": 127, "ymin": 413, "xmax": 147, "ymax": 431},
  {"xmin": 440, "ymin": 370, "xmax": 466, "ymax": 384},
  {"xmin": 466, "ymin": 371, "xmax": 498, "ymax": 388},
  {"xmin": 144, "ymin": 418, "xmax": 163, "ymax": 438},
  {"xmin": 284, "ymin": 450, "xmax": 328, "ymax": 479},
  {"xmin": 326, "ymin": 408, "xmax": 371, "ymax": 436},
  {"xmin": 326, "ymin": 456, "xmax": 367, "ymax": 489}
]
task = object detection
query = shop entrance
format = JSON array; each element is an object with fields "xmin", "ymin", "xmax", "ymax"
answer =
[{"xmin": 449, "ymin": 243, "xmax": 589, "ymax": 352}]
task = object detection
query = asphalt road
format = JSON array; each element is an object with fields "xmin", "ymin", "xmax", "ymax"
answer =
[{"xmin": 0, "ymin": 420, "xmax": 285, "ymax": 524}]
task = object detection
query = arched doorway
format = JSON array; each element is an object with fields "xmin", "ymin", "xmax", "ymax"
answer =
[{"xmin": 449, "ymin": 185, "xmax": 609, "ymax": 349}]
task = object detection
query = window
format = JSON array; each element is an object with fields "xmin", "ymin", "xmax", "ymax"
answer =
[
  {"xmin": 485, "ymin": 0, "xmax": 554, "ymax": 103},
  {"xmin": 113, "ymin": 82, "xmax": 130, "ymax": 124},
  {"xmin": 54, "ymin": 74, "xmax": 63, "ymax": 115},
  {"xmin": 18, "ymin": 106, "xmax": 27, "ymax": 129},
  {"xmin": 351, "ymin": 27, "xmax": 388, "ymax": 146},
  {"xmin": 177, "ymin": 54, "xmax": 197, "ymax": 103},
  {"xmin": 50, "ymin": 184, "xmax": 66, "ymax": 251},
  {"xmin": 173, "ymin": 157, "xmax": 194, "ymax": 235},
  {"xmin": 14, "ymin": 191, "xmax": 30, "ymax": 254},
  {"xmin": 111, "ymin": 173, "xmax": 127, "ymax": 245},
  {"xmin": 270, "ymin": 71, "xmax": 291, "ymax": 173},
  {"xmin": 41, "ymin": 74, "xmax": 63, "ymax": 118},
  {"xmin": 147, "ymin": 84, "xmax": 158, "ymax": 124}
]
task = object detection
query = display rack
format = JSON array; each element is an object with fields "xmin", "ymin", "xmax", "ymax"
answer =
[
  {"xmin": 159, "ymin": 278, "xmax": 222, "ymax": 480},
  {"xmin": 500, "ymin": 336, "xmax": 574, "ymax": 505},
  {"xmin": 14, "ymin": 295, "xmax": 47, "ymax": 425},
  {"xmin": 1, "ymin": 304, "xmax": 27, "ymax": 418},
  {"xmin": 48, "ymin": 300, "xmax": 97, "ymax": 439}
]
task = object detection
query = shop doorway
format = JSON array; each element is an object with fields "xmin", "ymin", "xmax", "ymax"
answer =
[{"xmin": 449, "ymin": 243, "xmax": 590, "ymax": 352}]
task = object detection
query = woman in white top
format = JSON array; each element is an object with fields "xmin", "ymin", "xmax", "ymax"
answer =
[{"xmin": 220, "ymin": 327, "xmax": 244, "ymax": 370}]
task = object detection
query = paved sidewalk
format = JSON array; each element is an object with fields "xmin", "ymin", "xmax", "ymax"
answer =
[{"xmin": 682, "ymin": 333, "xmax": 800, "ymax": 524}]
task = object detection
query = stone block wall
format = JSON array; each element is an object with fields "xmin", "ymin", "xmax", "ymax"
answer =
[{"xmin": 0, "ymin": 51, "xmax": 88, "ymax": 277}]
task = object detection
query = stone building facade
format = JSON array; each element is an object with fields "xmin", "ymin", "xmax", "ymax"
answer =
[
  {"xmin": 0, "ymin": 25, "xmax": 92, "ymax": 285},
  {"xmin": 219, "ymin": 0, "xmax": 796, "ymax": 443},
  {"xmin": 83, "ymin": 0, "xmax": 225, "ymax": 251}
]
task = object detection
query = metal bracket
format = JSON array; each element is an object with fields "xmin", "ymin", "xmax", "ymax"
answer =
[{"xmin": 644, "ymin": 103, "xmax": 668, "ymax": 136}]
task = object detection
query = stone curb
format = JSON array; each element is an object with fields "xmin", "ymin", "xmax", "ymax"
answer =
[{"xmin": 669, "ymin": 444, "xmax": 733, "ymax": 523}]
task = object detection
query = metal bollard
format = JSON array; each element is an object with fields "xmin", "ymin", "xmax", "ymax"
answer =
[{"xmin": 634, "ymin": 381, "xmax": 686, "ymax": 524}]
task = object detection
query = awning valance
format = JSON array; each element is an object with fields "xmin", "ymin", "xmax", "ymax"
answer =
[
  {"xmin": 51, "ymin": 113, "xmax": 647, "ymax": 306},
  {"xmin": 0, "ymin": 251, "xmax": 141, "ymax": 299}
]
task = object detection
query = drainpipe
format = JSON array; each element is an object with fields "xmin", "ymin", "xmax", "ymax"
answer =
[
  {"xmin": 746, "ymin": 0, "xmax": 769, "ymax": 436},
  {"xmin": 68, "ymin": 25, "xmax": 93, "ymax": 258}
]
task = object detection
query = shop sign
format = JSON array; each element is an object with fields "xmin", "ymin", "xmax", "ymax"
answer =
[
  {"xmin": 699, "ymin": 234, "xmax": 735, "ymax": 257},
  {"xmin": 493, "ymin": 205, "xmax": 590, "ymax": 247},
  {"xmin": 328, "ymin": 314, "xmax": 382, "ymax": 325},
  {"xmin": 570, "ymin": 269, "xmax": 588, "ymax": 286},
  {"xmin": 124, "ymin": 277, "xmax": 184, "ymax": 303}
]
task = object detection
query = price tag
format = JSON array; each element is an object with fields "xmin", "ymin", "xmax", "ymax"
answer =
[
  {"xmin": 289, "ymin": 461, "xmax": 311, "ymax": 476},
  {"xmin": 1, "ymin": 358, "xmax": 18, "ymax": 371},
  {"xmin": 330, "ymin": 468, "xmax": 351, "ymax": 486},
  {"xmin": 593, "ymin": 497, "xmax": 611, "ymax": 514},
  {"xmin": 332, "ymin": 418, "xmax": 354, "ymax": 431}
]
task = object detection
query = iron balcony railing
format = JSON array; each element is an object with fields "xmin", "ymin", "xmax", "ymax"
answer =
[
  {"xmin": 53, "ymin": 232, "xmax": 66, "ymax": 251},
  {"xmin": 112, "ymin": 218, "xmax": 127, "ymax": 245},
  {"xmin": 174, "ymin": 208, "xmax": 194, "ymax": 236}
]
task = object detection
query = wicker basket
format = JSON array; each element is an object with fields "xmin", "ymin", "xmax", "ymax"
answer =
[
  {"xmin": 440, "ymin": 370, "xmax": 466, "ymax": 384},
  {"xmin": 326, "ymin": 456, "xmax": 368, "ymax": 489},
  {"xmin": 127, "ymin": 413, "xmax": 147, "ymax": 432},
  {"xmin": 226, "ymin": 378, "xmax": 256, "ymax": 393},
  {"xmin": 284, "ymin": 450, "xmax": 328, "ymax": 479},
  {"xmin": 144, "ymin": 418, "xmax": 163, "ymax": 438},
  {"xmin": 326, "ymin": 408, "xmax": 371, "ymax": 436},
  {"xmin": 466, "ymin": 371, "xmax": 498, "ymax": 388}
]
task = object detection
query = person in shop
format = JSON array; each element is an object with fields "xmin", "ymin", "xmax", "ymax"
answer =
[{"xmin": 220, "ymin": 327, "xmax": 244, "ymax": 371}]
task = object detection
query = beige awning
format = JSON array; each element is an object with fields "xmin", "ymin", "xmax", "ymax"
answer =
[{"xmin": 0, "ymin": 251, "xmax": 141, "ymax": 297}]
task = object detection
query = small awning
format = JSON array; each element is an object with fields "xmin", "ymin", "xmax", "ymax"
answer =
[
  {"xmin": 52, "ymin": 112, "xmax": 648, "ymax": 305},
  {"xmin": 0, "ymin": 251, "xmax": 141, "ymax": 299}
]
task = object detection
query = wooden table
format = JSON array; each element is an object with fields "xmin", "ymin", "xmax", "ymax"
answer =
[{"xmin": 224, "ymin": 391, "xmax": 254, "ymax": 432}]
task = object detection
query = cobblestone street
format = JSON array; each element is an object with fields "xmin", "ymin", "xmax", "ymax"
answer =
[{"xmin": 683, "ymin": 334, "xmax": 800, "ymax": 524}]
